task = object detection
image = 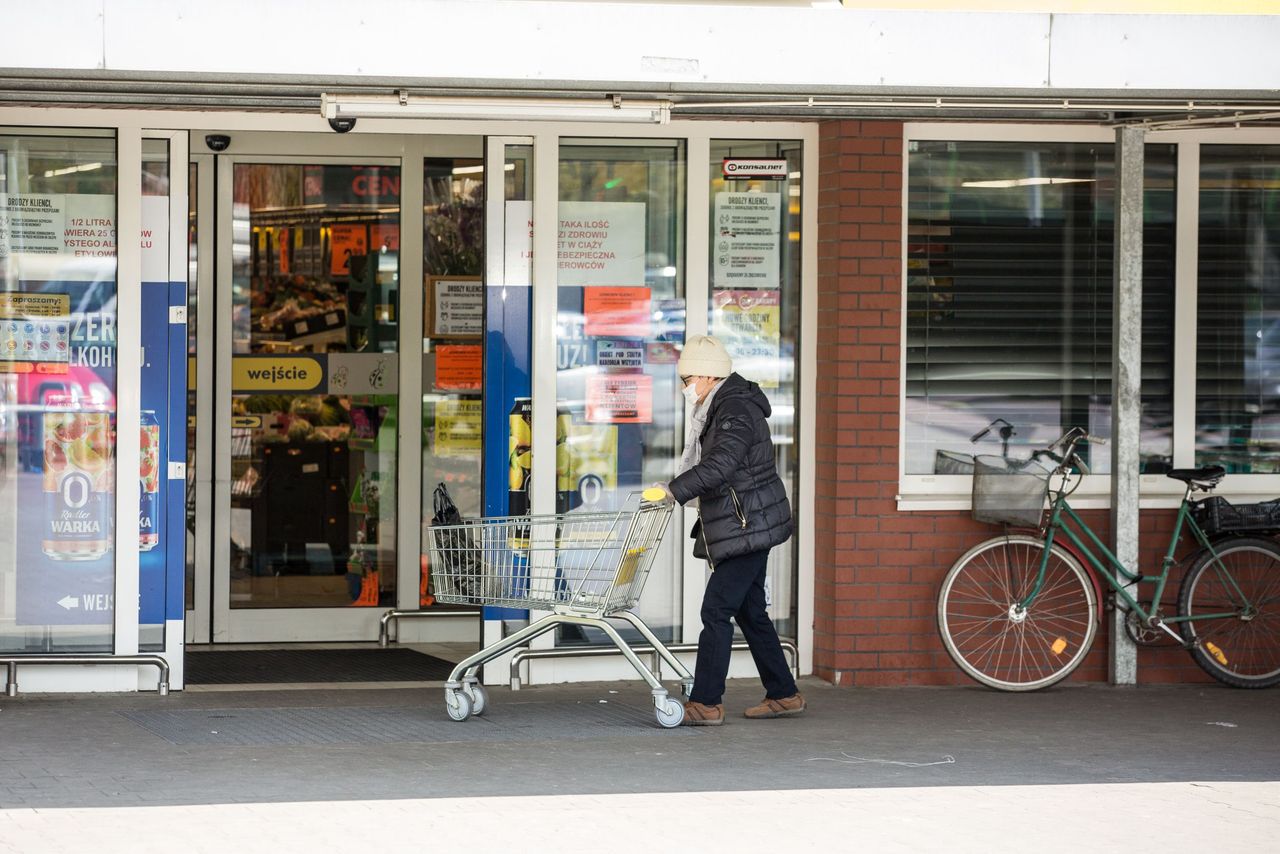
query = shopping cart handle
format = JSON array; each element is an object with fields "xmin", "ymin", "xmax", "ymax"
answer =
[{"xmin": 642, "ymin": 487, "xmax": 669, "ymax": 503}]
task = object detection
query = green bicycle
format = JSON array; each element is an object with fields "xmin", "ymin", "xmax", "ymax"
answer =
[{"xmin": 937, "ymin": 427, "xmax": 1280, "ymax": 691}]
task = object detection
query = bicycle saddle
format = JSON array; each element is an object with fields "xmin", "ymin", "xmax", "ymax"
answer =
[{"xmin": 1165, "ymin": 465, "xmax": 1226, "ymax": 487}]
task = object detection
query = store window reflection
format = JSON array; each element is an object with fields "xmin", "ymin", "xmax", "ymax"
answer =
[
  {"xmin": 1197, "ymin": 145, "xmax": 1280, "ymax": 472},
  {"xmin": 420, "ymin": 156, "xmax": 485, "ymax": 609},
  {"xmin": 555, "ymin": 140, "xmax": 686, "ymax": 644},
  {"xmin": 708, "ymin": 139, "xmax": 802, "ymax": 640},
  {"xmin": 0, "ymin": 130, "xmax": 118, "ymax": 652},
  {"xmin": 229, "ymin": 164, "xmax": 399, "ymax": 609}
]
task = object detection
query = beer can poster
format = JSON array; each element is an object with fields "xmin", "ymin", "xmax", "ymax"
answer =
[
  {"xmin": 42, "ymin": 409, "xmax": 114, "ymax": 561},
  {"xmin": 139, "ymin": 410, "xmax": 160, "ymax": 552},
  {"xmin": 586, "ymin": 374, "xmax": 653, "ymax": 424}
]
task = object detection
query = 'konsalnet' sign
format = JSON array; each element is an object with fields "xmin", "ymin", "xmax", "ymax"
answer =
[{"xmin": 722, "ymin": 158, "xmax": 789, "ymax": 180}]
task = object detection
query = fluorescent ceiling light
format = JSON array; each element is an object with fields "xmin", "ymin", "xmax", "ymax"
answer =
[
  {"xmin": 961, "ymin": 177, "xmax": 1095, "ymax": 188},
  {"xmin": 323, "ymin": 93, "xmax": 671, "ymax": 124},
  {"xmin": 451, "ymin": 164, "xmax": 517, "ymax": 175},
  {"xmin": 42, "ymin": 161, "xmax": 102, "ymax": 178}
]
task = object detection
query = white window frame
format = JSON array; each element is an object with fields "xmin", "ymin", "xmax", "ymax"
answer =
[
  {"xmin": 0, "ymin": 106, "xmax": 818, "ymax": 687},
  {"xmin": 898, "ymin": 122, "xmax": 1280, "ymax": 511}
]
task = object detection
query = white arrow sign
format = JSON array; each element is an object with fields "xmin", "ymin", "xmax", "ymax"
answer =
[{"xmin": 57, "ymin": 595, "xmax": 79, "ymax": 610}]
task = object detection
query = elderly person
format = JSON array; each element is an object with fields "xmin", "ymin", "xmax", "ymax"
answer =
[{"xmin": 664, "ymin": 335, "xmax": 803, "ymax": 725}]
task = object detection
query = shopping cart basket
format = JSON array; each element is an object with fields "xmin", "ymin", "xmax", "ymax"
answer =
[{"xmin": 428, "ymin": 490, "xmax": 693, "ymax": 728}]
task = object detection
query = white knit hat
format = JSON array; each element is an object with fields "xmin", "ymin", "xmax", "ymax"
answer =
[{"xmin": 677, "ymin": 335, "xmax": 733, "ymax": 378}]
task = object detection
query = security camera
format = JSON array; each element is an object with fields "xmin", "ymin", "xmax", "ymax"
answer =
[
  {"xmin": 328, "ymin": 117, "xmax": 357, "ymax": 134},
  {"xmin": 204, "ymin": 134, "xmax": 231, "ymax": 152}
]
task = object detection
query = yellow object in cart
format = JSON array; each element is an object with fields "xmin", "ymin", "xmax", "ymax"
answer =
[{"xmin": 617, "ymin": 547, "xmax": 646, "ymax": 584}]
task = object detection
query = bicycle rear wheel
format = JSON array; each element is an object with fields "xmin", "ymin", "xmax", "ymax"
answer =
[
  {"xmin": 1178, "ymin": 536, "xmax": 1280, "ymax": 688},
  {"xmin": 938, "ymin": 535, "xmax": 1098, "ymax": 691}
]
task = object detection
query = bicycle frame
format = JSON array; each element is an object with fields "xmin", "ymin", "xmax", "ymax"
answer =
[{"xmin": 1024, "ymin": 486, "xmax": 1249, "ymax": 635}]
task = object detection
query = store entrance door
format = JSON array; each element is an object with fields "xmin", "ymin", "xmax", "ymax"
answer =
[{"xmin": 209, "ymin": 149, "xmax": 403, "ymax": 642}]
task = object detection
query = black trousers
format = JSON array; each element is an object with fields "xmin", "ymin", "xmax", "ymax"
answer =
[{"xmin": 689, "ymin": 547, "xmax": 798, "ymax": 706}]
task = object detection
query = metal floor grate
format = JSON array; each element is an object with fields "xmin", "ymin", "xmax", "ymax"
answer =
[{"xmin": 184, "ymin": 648, "xmax": 455, "ymax": 685}]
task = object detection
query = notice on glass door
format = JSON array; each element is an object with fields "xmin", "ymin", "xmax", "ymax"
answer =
[
  {"xmin": 429, "ymin": 276, "xmax": 484, "ymax": 338},
  {"xmin": 503, "ymin": 200, "xmax": 646, "ymax": 286},
  {"xmin": 0, "ymin": 194, "xmax": 65, "ymax": 261},
  {"xmin": 435, "ymin": 343, "xmax": 483, "ymax": 391},
  {"xmin": 583, "ymin": 286, "xmax": 650, "ymax": 338},
  {"xmin": 711, "ymin": 289, "xmax": 781, "ymax": 389},
  {"xmin": 713, "ymin": 192, "xmax": 781, "ymax": 288},
  {"xmin": 586, "ymin": 373, "xmax": 653, "ymax": 424}
]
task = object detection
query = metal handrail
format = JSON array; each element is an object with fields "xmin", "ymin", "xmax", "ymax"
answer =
[
  {"xmin": 509, "ymin": 639, "xmax": 799, "ymax": 690},
  {"xmin": 379, "ymin": 609, "xmax": 437, "ymax": 647},
  {"xmin": 2, "ymin": 655, "xmax": 170, "ymax": 697}
]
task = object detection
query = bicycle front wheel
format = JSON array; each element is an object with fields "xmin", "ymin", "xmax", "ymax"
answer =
[
  {"xmin": 938, "ymin": 534, "xmax": 1098, "ymax": 691},
  {"xmin": 1178, "ymin": 536, "xmax": 1280, "ymax": 688}
]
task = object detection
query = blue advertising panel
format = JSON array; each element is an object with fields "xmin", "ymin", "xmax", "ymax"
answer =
[
  {"xmin": 137, "ymin": 279, "xmax": 171, "ymax": 625},
  {"xmin": 482, "ymin": 283, "xmax": 530, "ymax": 621}
]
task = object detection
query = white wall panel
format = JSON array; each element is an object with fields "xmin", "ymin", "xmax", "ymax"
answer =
[
  {"xmin": 95, "ymin": 3, "xmax": 1045, "ymax": 86},
  {"xmin": 0, "ymin": 3, "xmax": 1260, "ymax": 94},
  {"xmin": 1049, "ymin": 14, "xmax": 1280, "ymax": 90},
  {"xmin": 3, "ymin": 2, "xmax": 104, "ymax": 69}
]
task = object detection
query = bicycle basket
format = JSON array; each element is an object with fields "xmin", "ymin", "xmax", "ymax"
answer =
[
  {"xmin": 934, "ymin": 449, "xmax": 975, "ymax": 475},
  {"xmin": 971, "ymin": 455, "xmax": 1051, "ymax": 528},
  {"xmin": 1191, "ymin": 495, "xmax": 1280, "ymax": 536}
]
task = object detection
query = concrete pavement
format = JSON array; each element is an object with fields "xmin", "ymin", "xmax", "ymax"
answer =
[{"xmin": 1, "ymin": 679, "xmax": 1278, "ymax": 851}]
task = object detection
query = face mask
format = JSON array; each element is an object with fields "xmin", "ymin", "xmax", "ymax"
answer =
[{"xmin": 682, "ymin": 383, "xmax": 701, "ymax": 405}]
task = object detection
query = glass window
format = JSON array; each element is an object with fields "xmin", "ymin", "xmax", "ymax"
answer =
[
  {"xmin": 0, "ymin": 130, "xmax": 118, "ymax": 652},
  {"xmin": 708, "ymin": 139, "xmax": 803, "ymax": 639},
  {"xmin": 421, "ymin": 155, "xmax": 485, "ymax": 609},
  {"xmin": 904, "ymin": 140, "xmax": 1176, "ymax": 477},
  {"xmin": 555, "ymin": 140, "xmax": 686, "ymax": 644},
  {"xmin": 228, "ymin": 163, "xmax": 400, "ymax": 609},
  {"xmin": 1196, "ymin": 145, "xmax": 1280, "ymax": 472}
]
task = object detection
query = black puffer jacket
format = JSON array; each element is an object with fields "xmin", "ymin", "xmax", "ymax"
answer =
[{"xmin": 669, "ymin": 373, "xmax": 793, "ymax": 563}]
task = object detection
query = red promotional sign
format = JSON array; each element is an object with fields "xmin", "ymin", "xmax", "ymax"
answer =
[
  {"xmin": 586, "ymin": 374, "xmax": 653, "ymax": 424},
  {"xmin": 583, "ymin": 286, "xmax": 650, "ymax": 338},
  {"xmin": 435, "ymin": 344, "xmax": 483, "ymax": 391}
]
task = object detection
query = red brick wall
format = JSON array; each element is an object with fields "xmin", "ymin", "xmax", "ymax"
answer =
[{"xmin": 813, "ymin": 120, "xmax": 1211, "ymax": 687}]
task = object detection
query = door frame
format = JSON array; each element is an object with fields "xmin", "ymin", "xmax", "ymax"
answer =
[
  {"xmin": 193, "ymin": 133, "xmax": 479, "ymax": 642},
  {"xmin": 0, "ymin": 107, "xmax": 816, "ymax": 684}
]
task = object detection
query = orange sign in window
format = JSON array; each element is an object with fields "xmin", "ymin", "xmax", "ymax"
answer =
[
  {"xmin": 583, "ymin": 286, "xmax": 650, "ymax": 338},
  {"xmin": 435, "ymin": 344, "xmax": 483, "ymax": 391}
]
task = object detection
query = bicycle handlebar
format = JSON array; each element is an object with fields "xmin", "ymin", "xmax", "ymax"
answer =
[{"xmin": 1039, "ymin": 428, "xmax": 1108, "ymax": 477}]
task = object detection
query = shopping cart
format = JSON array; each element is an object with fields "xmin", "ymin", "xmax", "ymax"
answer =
[{"xmin": 428, "ymin": 490, "xmax": 692, "ymax": 728}]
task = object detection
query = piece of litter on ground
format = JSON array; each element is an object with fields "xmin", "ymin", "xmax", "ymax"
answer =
[
  {"xmin": 608, "ymin": 690, "xmax": 619, "ymax": 694},
  {"xmin": 1206, "ymin": 721, "xmax": 1238, "ymax": 728},
  {"xmin": 598, "ymin": 699, "xmax": 608, "ymax": 704},
  {"xmin": 806, "ymin": 752, "xmax": 956, "ymax": 768}
]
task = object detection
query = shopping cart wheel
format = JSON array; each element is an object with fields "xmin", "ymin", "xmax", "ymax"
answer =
[
  {"xmin": 680, "ymin": 679, "xmax": 693, "ymax": 700},
  {"xmin": 444, "ymin": 688, "xmax": 473, "ymax": 722},
  {"xmin": 463, "ymin": 682, "xmax": 488, "ymax": 716},
  {"xmin": 654, "ymin": 695, "xmax": 685, "ymax": 729}
]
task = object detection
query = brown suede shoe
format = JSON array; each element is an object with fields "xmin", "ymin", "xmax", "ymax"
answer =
[
  {"xmin": 744, "ymin": 693, "xmax": 806, "ymax": 719},
  {"xmin": 682, "ymin": 701, "xmax": 725, "ymax": 726}
]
